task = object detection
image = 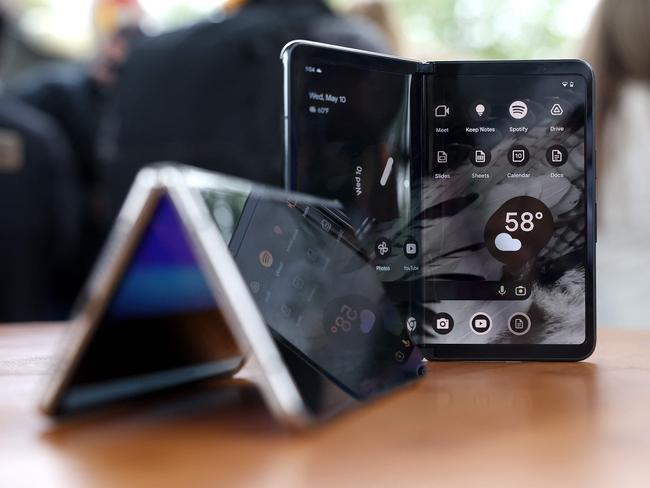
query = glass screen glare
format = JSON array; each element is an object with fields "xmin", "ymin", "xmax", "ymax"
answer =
[
  {"xmin": 203, "ymin": 191, "xmax": 424, "ymax": 401},
  {"xmin": 423, "ymin": 74, "xmax": 587, "ymax": 345},
  {"xmin": 289, "ymin": 58, "xmax": 420, "ymax": 286}
]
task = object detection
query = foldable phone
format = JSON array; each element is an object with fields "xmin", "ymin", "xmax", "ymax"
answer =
[
  {"xmin": 41, "ymin": 165, "xmax": 424, "ymax": 427},
  {"xmin": 283, "ymin": 41, "xmax": 596, "ymax": 361}
]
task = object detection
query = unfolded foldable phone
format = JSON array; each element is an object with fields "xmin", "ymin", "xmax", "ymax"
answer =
[
  {"xmin": 282, "ymin": 41, "xmax": 596, "ymax": 361},
  {"xmin": 41, "ymin": 164, "xmax": 424, "ymax": 427}
]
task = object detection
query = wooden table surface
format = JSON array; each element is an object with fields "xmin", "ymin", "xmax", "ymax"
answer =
[{"xmin": 1, "ymin": 325, "xmax": 649, "ymax": 488}]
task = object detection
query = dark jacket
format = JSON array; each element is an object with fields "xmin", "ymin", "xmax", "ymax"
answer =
[
  {"xmin": 101, "ymin": 0, "xmax": 390, "ymax": 217},
  {"xmin": 13, "ymin": 64, "xmax": 111, "ymax": 300},
  {"xmin": 0, "ymin": 98, "xmax": 80, "ymax": 322},
  {"xmin": 14, "ymin": 63, "xmax": 104, "ymax": 189}
]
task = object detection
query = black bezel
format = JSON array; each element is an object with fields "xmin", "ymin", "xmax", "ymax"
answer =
[{"xmin": 282, "ymin": 42, "xmax": 596, "ymax": 361}]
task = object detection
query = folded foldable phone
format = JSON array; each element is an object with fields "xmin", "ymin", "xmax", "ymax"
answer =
[{"xmin": 41, "ymin": 164, "xmax": 424, "ymax": 427}]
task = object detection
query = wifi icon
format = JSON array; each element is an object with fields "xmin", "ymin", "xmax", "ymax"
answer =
[
  {"xmin": 562, "ymin": 81, "xmax": 568, "ymax": 87},
  {"xmin": 509, "ymin": 100, "xmax": 528, "ymax": 120}
]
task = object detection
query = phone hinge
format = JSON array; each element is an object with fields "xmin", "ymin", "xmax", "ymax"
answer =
[{"xmin": 417, "ymin": 62, "xmax": 434, "ymax": 74}]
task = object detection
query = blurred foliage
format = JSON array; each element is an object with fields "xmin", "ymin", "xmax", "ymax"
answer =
[
  {"xmin": 336, "ymin": 0, "xmax": 595, "ymax": 59},
  {"xmin": 12, "ymin": 0, "xmax": 595, "ymax": 60},
  {"xmin": 19, "ymin": 0, "xmax": 49, "ymax": 8}
]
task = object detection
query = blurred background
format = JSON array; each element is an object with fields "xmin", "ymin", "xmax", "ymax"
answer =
[
  {"xmin": 0, "ymin": 0, "xmax": 597, "ymax": 68},
  {"xmin": 0, "ymin": 0, "xmax": 642, "ymax": 329}
]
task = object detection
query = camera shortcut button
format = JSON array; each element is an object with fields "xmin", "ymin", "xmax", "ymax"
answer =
[{"xmin": 431, "ymin": 312, "xmax": 454, "ymax": 335}]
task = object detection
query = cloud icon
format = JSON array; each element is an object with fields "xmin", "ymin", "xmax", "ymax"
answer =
[{"xmin": 495, "ymin": 232, "xmax": 522, "ymax": 252}]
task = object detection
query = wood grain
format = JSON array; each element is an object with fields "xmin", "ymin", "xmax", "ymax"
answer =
[{"xmin": 1, "ymin": 325, "xmax": 649, "ymax": 488}]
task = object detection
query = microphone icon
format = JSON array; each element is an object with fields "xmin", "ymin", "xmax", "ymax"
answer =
[{"xmin": 498, "ymin": 285, "xmax": 507, "ymax": 296}]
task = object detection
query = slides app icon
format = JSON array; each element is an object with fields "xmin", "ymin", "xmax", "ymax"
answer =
[{"xmin": 484, "ymin": 196, "xmax": 554, "ymax": 268}]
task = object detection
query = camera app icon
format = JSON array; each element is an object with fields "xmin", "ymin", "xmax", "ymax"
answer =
[{"xmin": 432, "ymin": 313, "xmax": 454, "ymax": 335}]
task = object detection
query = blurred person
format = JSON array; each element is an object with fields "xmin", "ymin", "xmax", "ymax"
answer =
[
  {"xmin": 343, "ymin": 0, "xmax": 401, "ymax": 54},
  {"xmin": 100, "ymin": 0, "xmax": 392, "ymax": 217},
  {"xmin": 12, "ymin": 0, "xmax": 145, "ymax": 309},
  {"xmin": 0, "ymin": 9, "xmax": 81, "ymax": 322},
  {"xmin": 582, "ymin": 0, "xmax": 650, "ymax": 328}
]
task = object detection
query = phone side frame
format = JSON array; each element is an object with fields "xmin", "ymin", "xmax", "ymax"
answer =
[
  {"xmin": 162, "ymin": 166, "xmax": 312, "ymax": 428},
  {"xmin": 40, "ymin": 169, "xmax": 191, "ymax": 414},
  {"xmin": 41, "ymin": 167, "xmax": 263, "ymax": 415}
]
